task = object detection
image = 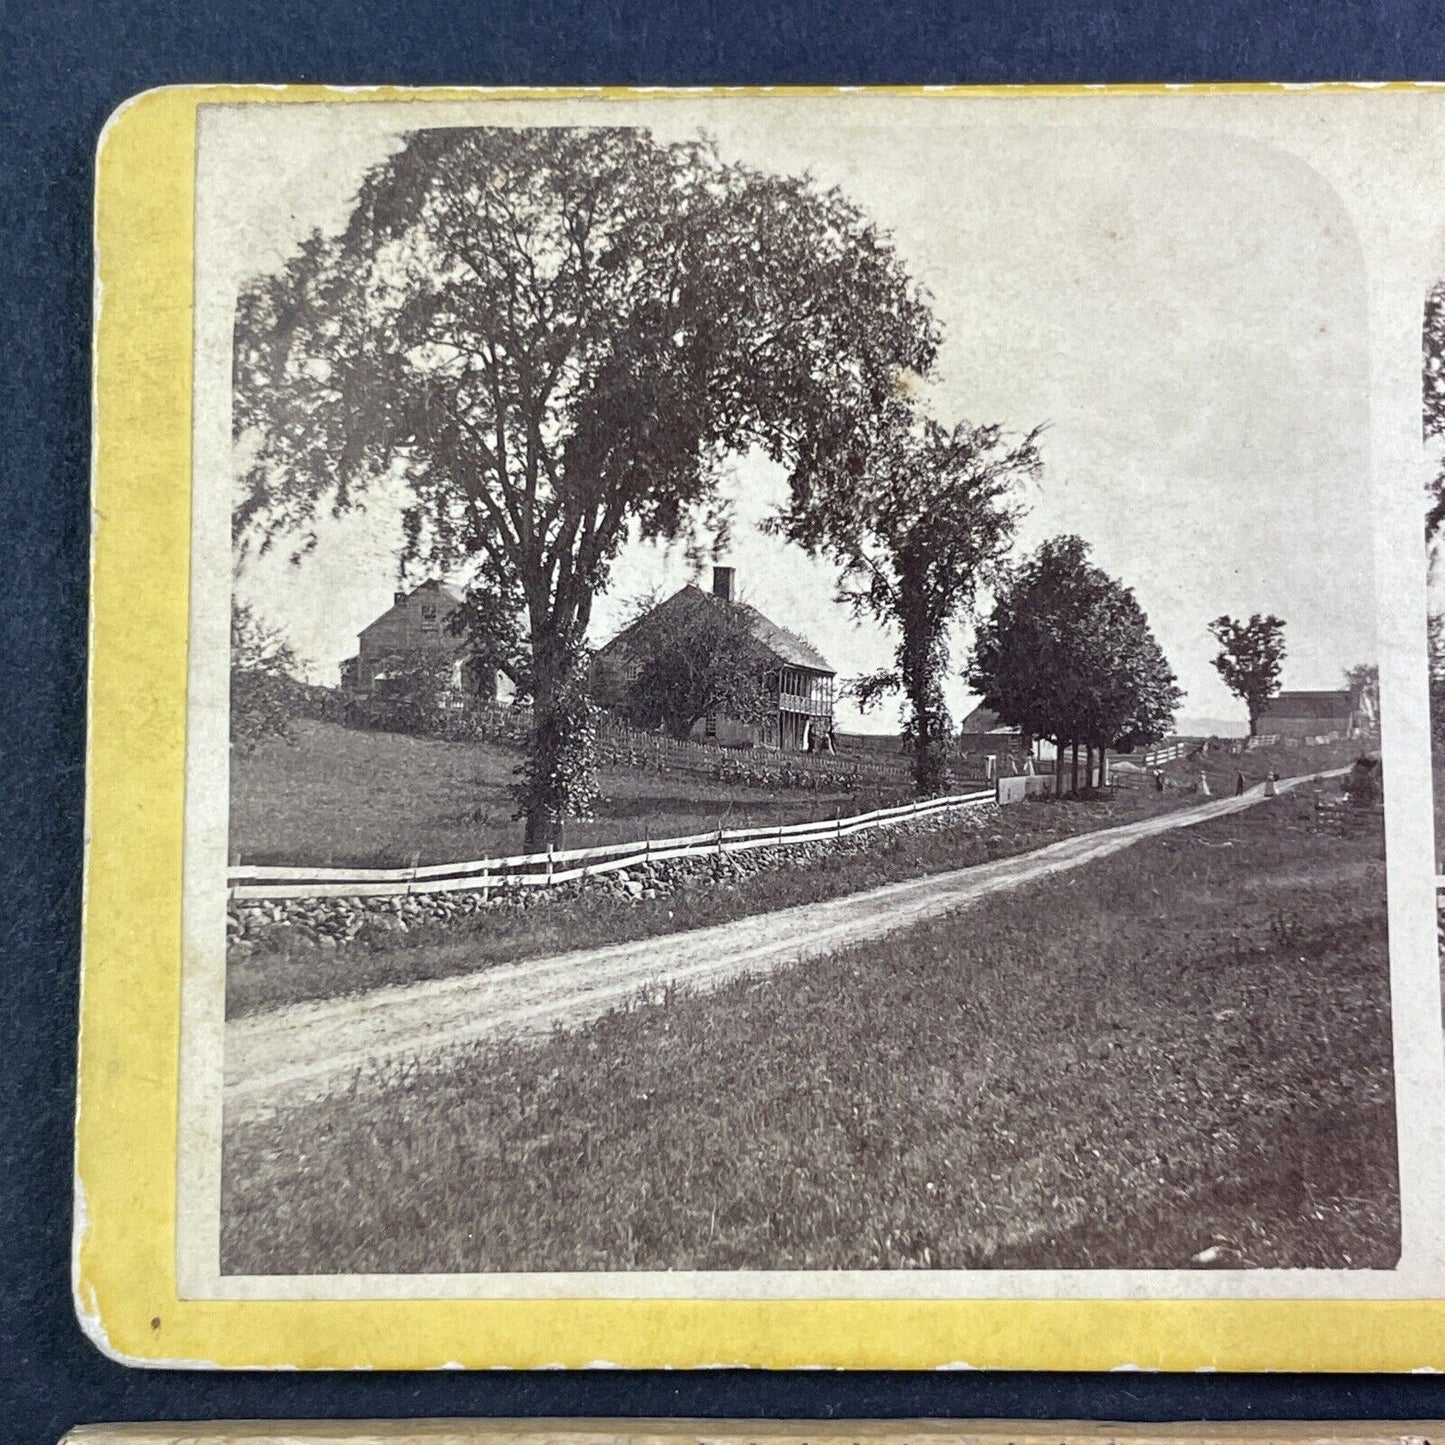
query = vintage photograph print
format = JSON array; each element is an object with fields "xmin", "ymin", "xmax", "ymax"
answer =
[
  {"xmin": 79, "ymin": 86, "xmax": 1445, "ymax": 1369},
  {"xmin": 207, "ymin": 97, "xmax": 1395, "ymax": 1280}
]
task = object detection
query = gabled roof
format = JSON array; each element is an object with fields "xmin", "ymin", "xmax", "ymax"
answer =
[
  {"xmin": 1259, "ymin": 689, "xmax": 1354, "ymax": 719},
  {"xmin": 359, "ymin": 581, "xmax": 467, "ymax": 637},
  {"xmin": 735, "ymin": 600, "xmax": 834, "ymax": 673},
  {"xmin": 407, "ymin": 580, "xmax": 466, "ymax": 605},
  {"xmin": 960, "ymin": 704, "xmax": 1019, "ymax": 734},
  {"xmin": 600, "ymin": 583, "xmax": 835, "ymax": 675}
]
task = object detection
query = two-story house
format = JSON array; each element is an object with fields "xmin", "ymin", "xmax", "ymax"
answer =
[
  {"xmin": 341, "ymin": 581, "xmax": 497, "ymax": 700},
  {"xmin": 591, "ymin": 566, "xmax": 837, "ymax": 751}
]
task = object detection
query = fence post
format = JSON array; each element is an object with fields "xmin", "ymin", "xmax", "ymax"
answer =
[
  {"xmin": 716, "ymin": 825, "xmax": 724, "ymax": 857},
  {"xmin": 835, "ymin": 805, "xmax": 842, "ymax": 844},
  {"xmin": 546, "ymin": 843, "xmax": 554, "ymax": 886}
]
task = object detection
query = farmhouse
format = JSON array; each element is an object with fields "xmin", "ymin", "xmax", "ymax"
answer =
[
  {"xmin": 340, "ymin": 581, "xmax": 497, "ymax": 699},
  {"xmin": 1255, "ymin": 689, "xmax": 1359, "ymax": 742},
  {"xmin": 591, "ymin": 566, "xmax": 837, "ymax": 751}
]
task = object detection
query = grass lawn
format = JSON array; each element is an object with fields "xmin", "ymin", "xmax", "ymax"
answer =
[
  {"xmin": 230, "ymin": 719, "xmax": 911, "ymax": 868},
  {"xmin": 221, "ymin": 783, "xmax": 1397, "ymax": 1274}
]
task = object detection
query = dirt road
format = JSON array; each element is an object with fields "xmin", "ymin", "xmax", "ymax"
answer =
[{"xmin": 224, "ymin": 769, "xmax": 1343, "ymax": 1119}]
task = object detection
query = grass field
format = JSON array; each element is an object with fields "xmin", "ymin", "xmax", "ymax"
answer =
[
  {"xmin": 222, "ymin": 782, "xmax": 1397, "ymax": 1275},
  {"xmin": 230, "ymin": 720, "xmax": 912, "ymax": 867}
]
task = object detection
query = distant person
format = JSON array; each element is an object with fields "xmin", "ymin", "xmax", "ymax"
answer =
[
  {"xmin": 1264, "ymin": 768, "xmax": 1279, "ymax": 798},
  {"xmin": 1197, "ymin": 770, "xmax": 1211, "ymax": 797},
  {"xmin": 1235, "ymin": 771, "xmax": 1246, "ymax": 797},
  {"xmin": 1152, "ymin": 768, "xmax": 1165, "ymax": 793}
]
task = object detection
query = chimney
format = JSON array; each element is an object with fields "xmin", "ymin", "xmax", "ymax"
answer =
[
  {"xmin": 712, "ymin": 565, "xmax": 736, "ymax": 603},
  {"xmin": 394, "ymin": 590, "xmax": 407, "ymax": 607}
]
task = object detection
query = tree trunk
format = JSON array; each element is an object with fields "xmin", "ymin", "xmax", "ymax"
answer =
[
  {"xmin": 1070, "ymin": 740, "xmax": 1079, "ymax": 795},
  {"xmin": 900, "ymin": 593, "xmax": 948, "ymax": 799},
  {"xmin": 1085, "ymin": 743, "xmax": 1094, "ymax": 792},
  {"xmin": 1097, "ymin": 745, "xmax": 1107, "ymax": 788},
  {"xmin": 1054, "ymin": 741, "xmax": 1064, "ymax": 796},
  {"xmin": 520, "ymin": 624, "xmax": 598, "ymax": 851}
]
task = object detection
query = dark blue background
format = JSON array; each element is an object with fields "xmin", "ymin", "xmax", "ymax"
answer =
[{"xmin": 6, "ymin": 2, "xmax": 1445, "ymax": 1441}]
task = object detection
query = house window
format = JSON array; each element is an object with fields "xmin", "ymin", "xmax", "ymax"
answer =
[
  {"xmin": 705, "ymin": 714, "xmax": 718, "ymax": 739},
  {"xmin": 420, "ymin": 603, "xmax": 438, "ymax": 632}
]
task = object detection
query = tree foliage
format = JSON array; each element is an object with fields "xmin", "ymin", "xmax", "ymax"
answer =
[
  {"xmin": 621, "ymin": 588, "xmax": 770, "ymax": 741},
  {"xmin": 1344, "ymin": 662, "xmax": 1380, "ymax": 731},
  {"xmin": 445, "ymin": 569, "xmax": 531, "ymax": 698},
  {"xmin": 966, "ymin": 535, "xmax": 1182, "ymax": 776},
  {"xmin": 1431, "ymin": 616, "xmax": 1445, "ymax": 763},
  {"xmin": 1209, "ymin": 612, "xmax": 1286, "ymax": 736},
  {"xmin": 1425, "ymin": 281, "xmax": 1445, "ymax": 542},
  {"xmin": 350, "ymin": 648, "xmax": 458, "ymax": 736},
  {"xmin": 779, "ymin": 404, "xmax": 1039, "ymax": 794},
  {"xmin": 230, "ymin": 601, "xmax": 306, "ymax": 753},
  {"xmin": 233, "ymin": 126, "xmax": 937, "ymax": 845}
]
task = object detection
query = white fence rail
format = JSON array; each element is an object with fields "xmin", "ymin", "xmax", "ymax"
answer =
[
  {"xmin": 230, "ymin": 788, "xmax": 997, "ymax": 901},
  {"xmin": 1142, "ymin": 740, "xmax": 1187, "ymax": 765}
]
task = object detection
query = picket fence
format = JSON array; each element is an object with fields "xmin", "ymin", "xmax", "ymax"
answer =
[{"xmin": 229, "ymin": 787, "xmax": 996, "ymax": 902}]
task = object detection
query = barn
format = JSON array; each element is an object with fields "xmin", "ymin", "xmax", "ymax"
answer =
[
  {"xmin": 958, "ymin": 704, "xmax": 1030, "ymax": 757},
  {"xmin": 1254, "ymin": 689, "xmax": 1358, "ymax": 742},
  {"xmin": 591, "ymin": 566, "xmax": 837, "ymax": 751}
]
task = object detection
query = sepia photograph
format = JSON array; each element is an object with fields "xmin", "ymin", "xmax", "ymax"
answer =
[{"xmin": 188, "ymin": 97, "xmax": 1402, "ymax": 1285}]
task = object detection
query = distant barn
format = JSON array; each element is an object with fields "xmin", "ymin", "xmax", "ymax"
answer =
[
  {"xmin": 1255, "ymin": 689, "xmax": 1358, "ymax": 742},
  {"xmin": 591, "ymin": 566, "xmax": 836, "ymax": 751},
  {"xmin": 959, "ymin": 703, "xmax": 1032, "ymax": 759}
]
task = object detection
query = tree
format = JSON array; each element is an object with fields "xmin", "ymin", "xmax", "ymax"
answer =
[
  {"xmin": 234, "ymin": 126, "xmax": 937, "ymax": 846},
  {"xmin": 966, "ymin": 536, "xmax": 1182, "ymax": 791},
  {"xmin": 618, "ymin": 587, "xmax": 771, "ymax": 741},
  {"xmin": 1344, "ymin": 662, "xmax": 1380, "ymax": 731},
  {"xmin": 1425, "ymin": 281, "xmax": 1445, "ymax": 543},
  {"xmin": 780, "ymin": 405, "xmax": 1040, "ymax": 794},
  {"xmin": 230, "ymin": 600, "xmax": 304, "ymax": 753},
  {"xmin": 1209, "ymin": 613, "xmax": 1286, "ymax": 736},
  {"xmin": 1431, "ymin": 616, "xmax": 1445, "ymax": 762},
  {"xmin": 351, "ymin": 648, "xmax": 457, "ymax": 736},
  {"xmin": 446, "ymin": 568, "xmax": 531, "ymax": 699}
]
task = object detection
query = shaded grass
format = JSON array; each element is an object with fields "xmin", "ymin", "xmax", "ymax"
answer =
[
  {"xmin": 222, "ymin": 786, "xmax": 1397, "ymax": 1274},
  {"xmin": 230, "ymin": 720, "xmax": 910, "ymax": 868},
  {"xmin": 227, "ymin": 788, "xmax": 1184, "ymax": 1018}
]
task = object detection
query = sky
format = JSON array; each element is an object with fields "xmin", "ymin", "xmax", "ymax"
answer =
[{"xmin": 213, "ymin": 99, "xmax": 1376, "ymax": 735}]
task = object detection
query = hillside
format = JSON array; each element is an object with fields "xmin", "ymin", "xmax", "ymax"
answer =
[{"xmin": 230, "ymin": 719, "xmax": 912, "ymax": 867}]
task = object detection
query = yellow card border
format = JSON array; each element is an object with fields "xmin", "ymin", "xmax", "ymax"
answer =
[{"xmin": 76, "ymin": 81, "xmax": 1445, "ymax": 1371}]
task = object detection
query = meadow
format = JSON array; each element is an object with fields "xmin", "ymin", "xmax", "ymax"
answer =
[
  {"xmin": 222, "ymin": 782, "xmax": 1397, "ymax": 1275},
  {"xmin": 230, "ymin": 719, "xmax": 911, "ymax": 868}
]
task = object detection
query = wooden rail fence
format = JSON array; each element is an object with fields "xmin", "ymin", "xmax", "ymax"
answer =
[{"xmin": 230, "ymin": 788, "xmax": 996, "ymax": 901}]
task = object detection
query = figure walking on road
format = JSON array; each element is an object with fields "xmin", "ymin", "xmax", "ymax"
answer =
[{"xmin": 1235, "ymin": 770, "xmax": 1246, "ymax": 796}]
